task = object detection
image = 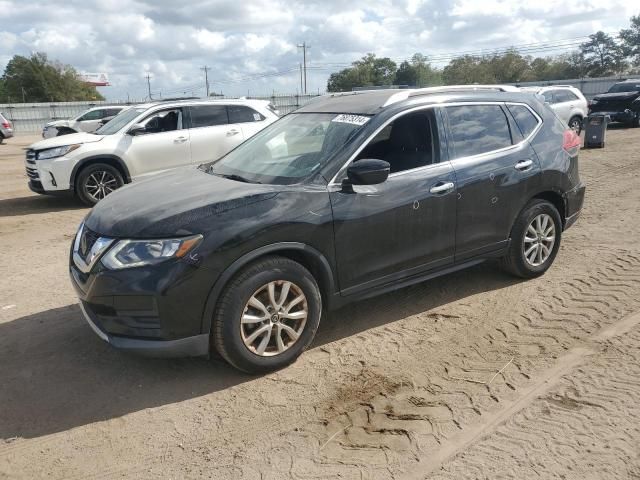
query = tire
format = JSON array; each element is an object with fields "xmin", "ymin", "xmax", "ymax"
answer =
[
  {"xmin": 76, "ymin": 163, "xmax": 124, "ymax": 206},
  {"xmin": 57, "ymin": 128, "xmax": 75, "ymax": 136},
  {"xmin": 568, "ymin": 116, "xmax": 583, "ymax": 134},
  {"xmin": 631, "ymin": 114, "xmax": 640, "ymax": 128},
  {"xmin": 501, "ymin": 199, "xmax": 562, "ymax": 279},
  {"xmin": 213, "ymin": 256, "xmax": 322, "ymax": 374},
  {"xmin": 0, "ymin": 134, "xmax": 4, "ymax": 145}
]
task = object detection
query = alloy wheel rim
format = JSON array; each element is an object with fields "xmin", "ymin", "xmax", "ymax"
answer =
[
  {"xmin": 240, "ymin": 280, "xmax": 308, "ymax": 357},
  {"xmin": 570, "ymin": 119, "xmax": 581, "ymax": 132},
  {"xmin": 523, "ymin": 213, "xmax": 556, "ymax": 267},
  {"xmin": 85, "ymin": 171, "xmax": 118, "ymax": 201}
]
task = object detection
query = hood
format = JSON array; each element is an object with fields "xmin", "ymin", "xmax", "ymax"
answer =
[
  {"xmin": 85, "ymin": 167, "xmax": 280, "ymax": 238},
  {"xmin": 29, "ymin": 132, "xmax": 104, "ymax": 150},
  {"xmin": 45, "ymin": 120, "xmax": 73, "ymax": 128},
  {"xmin": 593, "ymin": 91, "xmax": 640, "ymax": 102}
]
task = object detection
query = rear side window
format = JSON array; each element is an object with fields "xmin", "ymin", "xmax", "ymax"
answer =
[
  {"xmin": 189, "ymin": 105, "xmax": 228, "ymax": 128},
  {"xmin": 506, "ymin": 104, "xmax": 540, "ymax": 138},
  {"xmin": 228, "ymin": 106, "xmax": 265, "ymax": 124},
  {"xmin": 104, "ymin": 108, "xmax": 123, "ymax": 117},
  {"xmin": 554, "ymin": 90, "xmax": 579, "ymax": 102},
  {"xmin": 445, "ymin": 105, "xmax": 512, "ymax": 159}
]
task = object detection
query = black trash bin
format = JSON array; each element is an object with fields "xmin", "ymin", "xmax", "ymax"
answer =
[{"xmin": 584, "ymin": 113, "xmax": 610, "ymax": 149}]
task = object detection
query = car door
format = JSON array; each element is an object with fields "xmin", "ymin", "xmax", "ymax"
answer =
[
  {"xmin": 186, "ymin": 104, "xmax": 244, "ymax": 163},
  {"xmin": 442, "ymin": 103, "xmax": 542, "ymax": 262},
  {"xmin": 76, "ymin": 109, "xmax": 104, "ymax": 132},
  {"xmin": 119, "ymin": 107, "xmax": 191, "ymax": 179},
  {"xmin": 329, "ymin": 108, "xmax": 457, "ymax": 295},
  {"xmin": 227, "ymin": 105, "xmax": 270, "ymax": 140}
]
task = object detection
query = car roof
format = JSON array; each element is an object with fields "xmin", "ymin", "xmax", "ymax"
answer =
[
  {"xmin": 520, "ymin": 85, "xmax": 579, "ymax": 92},
  {"xmin": 137, "ymin": 98, "xmax": 271, "ymax": 111},
  {"xmin": 297, "ymin": 85, "xmax": 533, "ymax": 115}
]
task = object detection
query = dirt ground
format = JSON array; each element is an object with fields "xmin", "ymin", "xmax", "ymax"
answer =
[{"xmin": 1, "ymin": 128, "xmax": 639, "ymax": 480}]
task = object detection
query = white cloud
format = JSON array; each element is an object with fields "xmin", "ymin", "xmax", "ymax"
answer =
[{"xmin": 0, "ymin": 0, "xmax": 637, "ymax": 100}]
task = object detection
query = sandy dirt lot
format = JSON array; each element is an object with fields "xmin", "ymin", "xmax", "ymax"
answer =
[{"xmin": 1, "ymin": 129, "xmax": 639, "ymax": 479}]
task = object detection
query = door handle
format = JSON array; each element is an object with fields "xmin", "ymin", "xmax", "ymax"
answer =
[
  {"xmin": 227, "ymin": 129, "xmax": 240, "ymax": 136},
  {"xmin": 429, "ymin": 181, "xmax": 455, "ymax": 194},
  {"xmin": 515, "ymin": 159, "xmax": 533, "ymax": 171},
  {"xmin": 173, "ymin": 136, "xmax": 188, "ymax": 144}
]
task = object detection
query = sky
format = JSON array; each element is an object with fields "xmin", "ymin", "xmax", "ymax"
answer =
[{"xmin": 0, "ymin": 0, "xmax": 637, "ymax": 101}]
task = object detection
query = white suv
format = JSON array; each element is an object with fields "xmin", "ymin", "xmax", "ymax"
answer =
[
  {"xmin": 26, "ymin": 99, "xmax": 279, "ymax": 204},
  {"xmin": 519, "ymin": 85, "xmax": 588, "ymax": 133},
  {"xmin": 42, "ymin": 106, "xmax": 128, "ymax": 138}
]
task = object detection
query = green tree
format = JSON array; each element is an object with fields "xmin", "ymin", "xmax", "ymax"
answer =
[
  {"xmin": 580, "ymin": 32, "xmax": 625, "ymax": 76},
  {"xmin": 394, "ymin": 53, "xmax": 442, "ymax": 87},
  {"xmin": 620, "ymin": 14, "xmax": 640, "ymax": 66},
  {"xmin": 487, "ymin": 49, "xmax": 534, "ymax": 82},
  {"xmin": 1, "ymin": 52, "xmax": 104, "ymax": 103},
  {"xmin": 442, "ymin": 55, "xmax": 496, "ymax": 84},
  {"xmin": 327, "ymin": 53, "xmax": 397, "ymax": 92}
]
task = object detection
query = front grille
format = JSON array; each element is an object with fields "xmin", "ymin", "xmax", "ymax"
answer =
[
  {"xmin": 592, "ymin": 99, "xmax": 631, "ymax": 111},
  {"xmin": 26, "ymin": 166, "xmax": 39, "ymax": 180},
  {"xmin": 80, "ymin": 227, "xmax": 101, "ymax": 258}
]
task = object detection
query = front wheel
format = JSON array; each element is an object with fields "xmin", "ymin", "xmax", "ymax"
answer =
[
  {"xmin": 213, "ymin": 256, "xmax": 322, "ymax": 373},
  {"xmin": 76, "ymin": 163, "xmax": 124, "ymax": 206},
  {"xmin": 502, "ymin": 199, "xmax": 562, "ymax": 278},
  {"xmin": 568, "ymin": 116, "xmax": 583, "ymax": 134}
]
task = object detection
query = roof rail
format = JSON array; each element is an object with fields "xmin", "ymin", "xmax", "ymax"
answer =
[{"xmin": 382, "ymin": 84, "xmax": 521, "ymax": 107}]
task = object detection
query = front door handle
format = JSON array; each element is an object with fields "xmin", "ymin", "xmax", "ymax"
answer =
[
  {"xmin": 515, "ymin": 159, "xmax": 533, "ymax": 171},
  {"xmin": 227, "ymin": 129, "xmax": 240, "ymax": 136},
  {"xmin": 429, "ymin": 181, "xmax": 455, "ymax": 194},
  {"xmin": 173, "ymin": 136, "xmax": 188, "ymax": 144}
]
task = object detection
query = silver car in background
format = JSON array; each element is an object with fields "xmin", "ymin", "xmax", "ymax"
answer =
[
  {"xmin": 520, "ymin": 85, "xmax": 588, "ymax": 133},
  {"xmin": 0, "ymin": 112, "xmax": 14, "ymax": 143},
  {"xmin": 43, "ymin": 105, "xmax": 128, "ymax": 138}
]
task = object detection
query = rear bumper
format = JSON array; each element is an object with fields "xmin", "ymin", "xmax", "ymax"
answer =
[
  {"xmin": 1, "ymin": 129, "xmax": 13, "ymax": 138},
  {"xmin": 563, "ymin": 182, "xmax": 586, "ymax": 230},
  {"xmin": 79, "ymin": 301, "xmax": 210, "ymax": 358}
]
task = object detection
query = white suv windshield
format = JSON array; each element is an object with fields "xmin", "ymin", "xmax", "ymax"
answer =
[
  {"xmin": 205, "ymin": 113, "xmax": 369, "ymax": 185},
  {"xmin": 95, "ymin": 108, "xmax": 146, "ymax": 135}
]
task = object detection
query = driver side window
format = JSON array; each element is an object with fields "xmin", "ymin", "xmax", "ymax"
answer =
[
  {"xmin": 141, "ymin": 109, "xmax": 183, "ymax": 134},
  {"xmin": 78, "ymin": 110, "xmax": 103, "ymax": 121},
  {"xmin": 355, "ymin": 110, "xmax": 436, "ymax": 174}
]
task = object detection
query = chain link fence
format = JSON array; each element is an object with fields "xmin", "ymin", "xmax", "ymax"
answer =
[
  {"xmin": 0, "ymin": 93, "xmax": 322, "ymax": 134},
  {"xmin": 508, "ymin": 75, "xmax": 629, "ymax": 100}
]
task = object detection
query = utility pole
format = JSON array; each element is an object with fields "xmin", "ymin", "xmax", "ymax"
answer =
[
  {"xmin": 201, "ymin": 66, "xmax": 210, "ymax": 97},
  {"xmin": 297, "ymin": 42, "xmax": 310, "ymax": 94},
  {"xmin": 21, "ymin": 86, "xmax": 26, "ymax": 103},
  {"xmin": 299, "ymin": 63, "xmax": 303, "ymax": 94},
  {"xmin": 145, "ymin": 73, "xmax": 153, "ymax": 100}
]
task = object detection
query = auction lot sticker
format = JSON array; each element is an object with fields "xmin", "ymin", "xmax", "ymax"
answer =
[{"xmin": 332, "ymin": 114, "xmax": 370, "ymax": 126}]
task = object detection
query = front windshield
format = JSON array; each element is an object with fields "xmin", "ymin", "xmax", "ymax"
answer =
[
  {"xmin": 607, "ymin": 82, "xmax": 640, "ymax": 93},
  {"xmin": 205, "ymin": 113, "xmax": 369, "ymax": 184},
  {"xmin": 95, "ymin": 107, "xmax": 146, "ymax": 135}
]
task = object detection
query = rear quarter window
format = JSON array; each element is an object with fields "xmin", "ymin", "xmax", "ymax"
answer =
[
  {"xmin": 506, "ymin": 104, "xmax": 540, "ymax": 138},
  {"xmin": 445, "ymin": 105, "xmax": 513, "ymax": 159}
]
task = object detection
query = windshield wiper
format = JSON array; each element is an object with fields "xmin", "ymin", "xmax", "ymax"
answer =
[{"xmin": 217, "ymin": 173, "xmax": 261, "ymax": 184}]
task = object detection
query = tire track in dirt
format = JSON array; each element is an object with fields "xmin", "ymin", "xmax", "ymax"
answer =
[
  {"xmin": 427, "ymin": 314, "xmax": 640, "ymax": 480},
  {"xmin": 297, "ymin": 250, "xmax": 640, "ymax": 479}
]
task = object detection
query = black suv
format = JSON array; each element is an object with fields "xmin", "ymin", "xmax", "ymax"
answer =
[
  {"xmin": 589, "ymin": 79, "xmax": 640, "ymax": 127},
  {"xmin": 69, "ymin": 87, "xmax": 585, "ymax": 373}
]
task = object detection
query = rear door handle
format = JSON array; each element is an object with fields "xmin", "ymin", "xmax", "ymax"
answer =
[
  {"xmin": 515, "ymin": 159, "xmax": 533, "ymax": 171},
  {"xmin": 227, "ymin": 129, "xmax": 240, "ymax": 136},
  {"xmin": 429, "ymin": 181, "xmax": 455, "ymax": 194},
  {"xmin": 173, "ymin": 136, "xmax": 188, "ymax": 144}
]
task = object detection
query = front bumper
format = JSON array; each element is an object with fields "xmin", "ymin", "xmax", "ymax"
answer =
[
  {"xmin": 69, "ymin": 252, "xmax": 215, "ymax": 357},
  {"xmin": 563, "ymin": 182, "xmax": 586, "ymax": 230},
  {"xmin": 79, "ymin": 301, "xmax": 209, "ymax": 357},
  {"xmin": 588, "ymin": 109, "xmax": 636, "ymax": 123}
]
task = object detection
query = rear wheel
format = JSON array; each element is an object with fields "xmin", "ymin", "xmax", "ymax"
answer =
[
  {"xmin": 502, "ymin": 199, "xmax": 562, "ymax": 278},
  {"xmin": 631, "ymin": 113, "xmax": 640, "ymax": 128},
  {"xmin": 76, "ymin": 163, "xmax": 124, "ymax": 206},
  {"xmin": 568, "ymin": 116, "xmax": 583, "ymax": 134},
  {"xmin": 213, "ymin": 256, "xmax": 322, "ymax": 373}
]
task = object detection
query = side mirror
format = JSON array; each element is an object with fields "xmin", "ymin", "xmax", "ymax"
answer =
[
  {"xmin": 343, "ymin": 159, "xmax": 390, "ymax": 191},
  {"xmin": 127, "ymin": 123, "xmax": 147, "ymax": 136}
]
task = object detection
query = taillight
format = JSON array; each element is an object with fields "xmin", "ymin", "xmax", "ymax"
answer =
[
  {"xmin": 1, "ymin": 122, "xmax": 9, "ymax": 128},
  {"xmin": 563, "ymin": 129, "xmax": 580, "ymax": 155}
]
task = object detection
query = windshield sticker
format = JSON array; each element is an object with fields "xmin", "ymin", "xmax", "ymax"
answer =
[
  {"xmin": 253, "ymin": 113, "xmax": 261, "ymax": 121},
  {"xmin": 332, "ymin": 114, "xmax": 370, "ymax": 126}
]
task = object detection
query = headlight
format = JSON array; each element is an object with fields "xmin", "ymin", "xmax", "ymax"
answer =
[
  {"xmin": 37, "ymin": 144, "xmax": 80, "ymax": 160},
  {"xmin": 101, "ymin": 234, "xmax": 203, "ymax": 270}
]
